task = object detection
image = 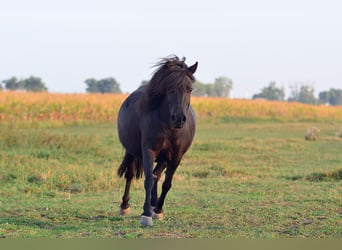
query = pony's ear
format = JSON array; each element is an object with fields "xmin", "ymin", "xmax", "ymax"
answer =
[{"xmin": 188, "ymin": 62, "xmax": 198, "ymax": 74}]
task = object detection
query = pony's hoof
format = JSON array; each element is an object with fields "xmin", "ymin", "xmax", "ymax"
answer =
[
  {"xmin": 140, "ymin": 215, "xmax": 153, "ymax": 226},
  {"xmin": 119, "ymin": 207, "xmax": 131, "ymax": 216},
  {"xmin": 152, "ymin": 211, "xmax": 164, "ymax": 220}
]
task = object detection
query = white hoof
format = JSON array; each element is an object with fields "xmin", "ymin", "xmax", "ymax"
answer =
[
  {"xmin": 152, "ymin": 211, "xmax": 164, "ymax": 220},
  {"xmin": 140, "ymin": 215, "xmax": 153, "ymax": 226},
  {"xmin": 119, "ymin": 207, "xmax": 131, "ymax": 216}
]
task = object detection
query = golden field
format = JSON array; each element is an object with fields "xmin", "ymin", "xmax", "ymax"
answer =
[{"xmin": 1, "ymin": 91, "xmax": 342, "ymax": 124}]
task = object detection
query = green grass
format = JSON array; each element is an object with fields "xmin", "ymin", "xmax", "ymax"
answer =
[{"xmin": 0, "ymin": 121, "xmax": 341, "ymax": 238}]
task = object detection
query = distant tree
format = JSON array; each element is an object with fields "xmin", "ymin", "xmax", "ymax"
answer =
[
  {"xmin": 287, "ymin": 84, "xmax": 300, "ymax": 102},
  {"xmin": 318, "ymin": 91, "xmax": 330, "ymax": 105},
  {"xmin": 192, "ymin": 77, "xmax": 233, "ymax": 98},
  {"xmin": 319, "ymin": 88, "xmax": 342, "ymax": 105},
  {"xmin": 85, "ymin": 77, "xmax": 122, "ymax": 94},
  {"xmin": 21, "ymin": 76, "xmax": 48, "ymax": 92},
  {"xmin": 298, "ymin": 85, "xmax": 316, "ymax": 104},
  {"xmin": 192, "ymin": 80, "xmax": 208, "ymax": 96},
  {"xmin": 252, "ymin": 81, "xmax": 285, "ymax": 101},
  {"xmin": 2, "ymin": 76, "xmax": 47, "ymax": 92},
  {"xmin": 2, "ymin": 77, "xmax": 22, "ymax": 90},
  {"xmin": 213, "ymin": 77, "xmax": 233, "ymax": 97},
  {"xmin": 98, "ymin": 78, "xmax": 121, "ymax": 93},
  {"xmin": 288, "ymin": 84, "xmax": 316, "ymax": 104},
  {"xmin": 206, "ymin": 84, "xmax": 215, "ymax": 97},
  {"xmin": 85, "ymin": 78, "xmax": 99, "ymax": 93},
  {"xmin": 329, "ymin": 88, "xmax": 342, "ymax": 105}
]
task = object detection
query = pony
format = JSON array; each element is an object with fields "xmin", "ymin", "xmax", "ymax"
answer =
[{"xmin": 117, "ymin": 56, "xmax": 198, "ymax": 226}]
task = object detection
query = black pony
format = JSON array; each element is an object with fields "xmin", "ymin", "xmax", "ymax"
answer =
[{"xmin": 117, "ymin": 56, "xmax": 198, "ymax": 226}]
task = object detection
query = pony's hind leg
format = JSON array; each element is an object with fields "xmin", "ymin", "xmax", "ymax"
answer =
[
  {"xmin": 118, "ymin": 153, "xmax": 135, "ymax": 216},
  {"xmin": 119, "ymin": 177, "xmax": 133, "ymax": 215},
  {"xmin": 140, "ymin": 149, "xmax": 155, "ymax": 226}
]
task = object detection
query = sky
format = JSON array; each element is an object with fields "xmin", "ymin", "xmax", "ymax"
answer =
[{"xmin": 1, "ymin": 0, "xmax": 341, "ymax": 98}]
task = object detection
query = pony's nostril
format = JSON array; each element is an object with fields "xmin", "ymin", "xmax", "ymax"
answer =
[{"xmin": 171, "ymin": 114, "xmax": 186, "ymax": 127}]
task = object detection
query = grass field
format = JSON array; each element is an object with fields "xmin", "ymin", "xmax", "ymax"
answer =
[
  {"xmin": 1, "ymin": 119, "xmax": 341, "ymax": 238},
  {"xmin": 0, "ymin": 92, "xmax": 341, "ymax": 238}
]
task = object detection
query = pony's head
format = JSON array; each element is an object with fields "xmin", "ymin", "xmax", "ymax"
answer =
[{"xmin": 147, "ymin": 56, "xmax": 198, "ymax": 128}]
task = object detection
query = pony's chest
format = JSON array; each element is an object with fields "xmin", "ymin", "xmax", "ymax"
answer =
[
  {"xmin": 152, "ymin": 135, "xmax": 183, "ymax": 159},
  {"xmin": 152, "ymin": 136, "xmax": 176, "ymax": 151}
]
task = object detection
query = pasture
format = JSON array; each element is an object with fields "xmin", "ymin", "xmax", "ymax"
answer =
[{"xmin": 0, "ymin": 92, "xmax": 341, "ymax": 238}]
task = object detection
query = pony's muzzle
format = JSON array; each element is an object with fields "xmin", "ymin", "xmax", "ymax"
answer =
[{"xmin": 171, "ymin": 113, "xmax": 186, "ymax": 128}]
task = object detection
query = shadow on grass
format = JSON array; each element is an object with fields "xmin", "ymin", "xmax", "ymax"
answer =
[{"xmin": 284, "ymin": 168, "xmax": 342, "ymax": 182}]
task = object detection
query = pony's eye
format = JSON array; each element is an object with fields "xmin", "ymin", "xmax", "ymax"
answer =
[{"xmin": 188, "ymin": 87, "xmax": 193, "ymax": 93}]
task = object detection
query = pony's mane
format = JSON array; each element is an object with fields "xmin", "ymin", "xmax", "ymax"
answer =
[
  {"xmin": 147, "ymin": 56, "xmax": 195, "ymax": 96},
  {"xmin": 138, "ymin": 56, "xmax": 196, "ymax": 111}
]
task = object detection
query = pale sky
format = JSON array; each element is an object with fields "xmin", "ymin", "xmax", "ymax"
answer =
[{"xmin": 1, "ymin": 0, "xmax": 341, "ymax": 98}]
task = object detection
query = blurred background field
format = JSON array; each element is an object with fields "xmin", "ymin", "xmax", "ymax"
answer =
[{"xmin": 1, "ymin": 92, "xmax": 342, "ymax": 126}]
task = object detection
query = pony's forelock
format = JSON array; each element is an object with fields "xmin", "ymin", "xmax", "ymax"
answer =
[{"xmin": 147, "ymin": 56, "xmax": 195, "ymax": 96}]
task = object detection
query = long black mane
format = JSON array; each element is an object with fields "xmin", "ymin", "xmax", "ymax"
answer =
[{"xmin": 140, "ymin": 56, "xmax": 195, "ymax": 111}]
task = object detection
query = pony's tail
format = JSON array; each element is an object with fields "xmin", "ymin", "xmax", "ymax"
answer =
[{"xmin": 117, "ymin": 154, "xmax": 143, "ymax": 180}]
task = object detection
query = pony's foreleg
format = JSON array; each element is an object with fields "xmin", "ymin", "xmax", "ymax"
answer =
[
  {"xmin": 151, "ymin": 162, "xmax": 167, "ymax": 208},
  {"xmin": 153, "ymin": 160, "xmax": 180, "ymax": 219},
  {"xmin": 140, "ymin": 148, "xmax": 155, "ymax": 226}
]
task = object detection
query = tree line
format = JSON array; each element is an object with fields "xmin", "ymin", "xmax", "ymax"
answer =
[
  {"xmin": 1, "ymin": 76, "xmax": 341, "ymax": 106},
  {"xmin": 1, "ymin": 76, "xmax": 48, "ymax": 92},
  {"xmin": 252, "ymin": 81, "xmax": 342, "ymax": 106}
]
